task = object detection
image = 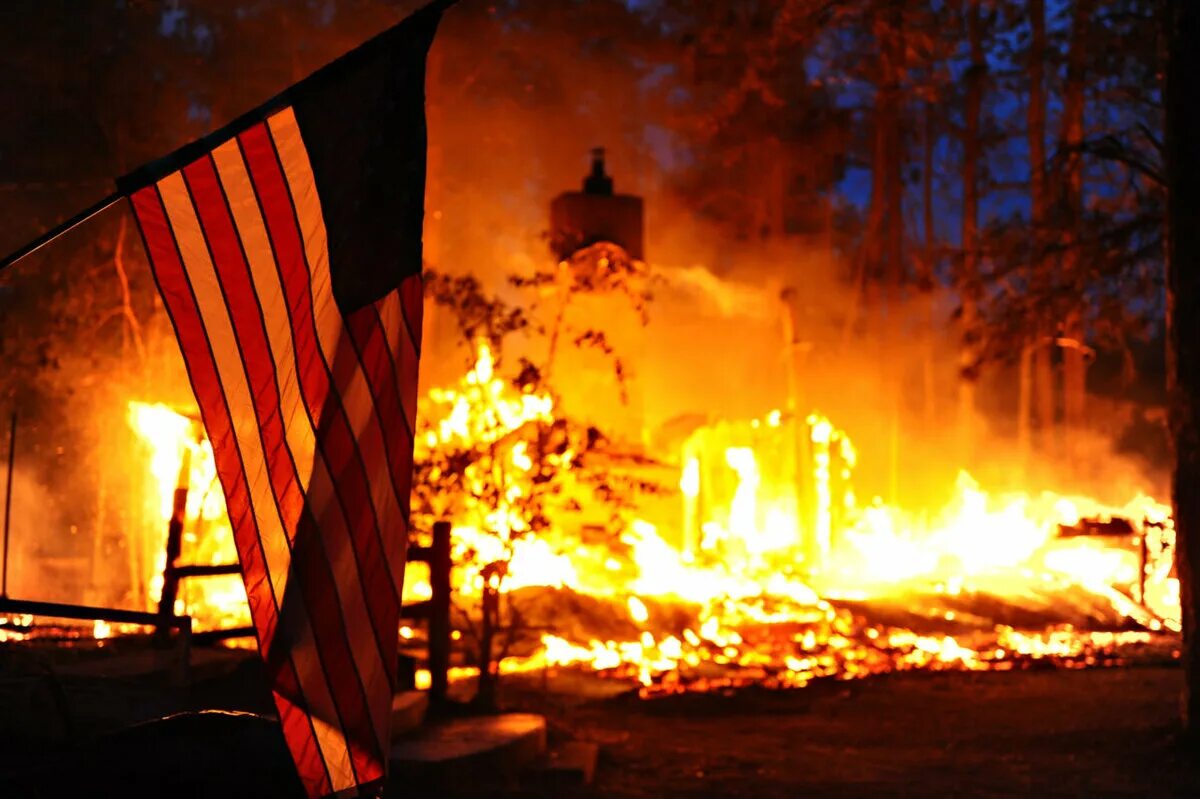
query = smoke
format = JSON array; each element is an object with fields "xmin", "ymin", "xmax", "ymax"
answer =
[
  {"xmin": 1, "ymin": 469, "xmax": 70, "ymax": 604},
  {"xmin": 654, "ymin": 265, "xmax": 778, "ymax": 319},
  {"xmin": 411, "ymin": 5, "xmax": 1169, "ymax": 515}
]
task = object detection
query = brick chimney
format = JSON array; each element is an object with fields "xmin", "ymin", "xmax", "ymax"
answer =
[{"xmin": 549, "ymin": 148, "xmax": 644, "ymax": 261}]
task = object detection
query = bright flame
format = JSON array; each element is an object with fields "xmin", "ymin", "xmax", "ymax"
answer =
[
  {"xmin": 411, "ymin": 357, "xmax": 1180, "ymax": 697},
  {"xmin": 111, "ymin": 339, "xmax": 1178, "ymax": 702},
  {"xmin": 127, "ymin": 402, "xmax": 247, "ymax": 631}
]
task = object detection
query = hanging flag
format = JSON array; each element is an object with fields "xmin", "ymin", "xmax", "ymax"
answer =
[{"xmin": 108, "ymin": 3, "xmax": 447, "ymax": 796}]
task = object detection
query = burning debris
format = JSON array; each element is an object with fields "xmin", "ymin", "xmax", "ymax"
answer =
[
  {"xmin": 381, "ymin": 343, "xmax": 1183, "ymax": 698},
  {"xmin": 53, "ymin": 338, "xmax": 1173, "ymax": 701}
]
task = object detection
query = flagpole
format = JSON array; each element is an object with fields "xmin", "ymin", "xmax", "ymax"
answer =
[
  {"xmin": 0, "ymin": 191, "xmax": 124, "ymax": 273},
  {"xmin": 1, "ymin": 411, "xmax": 16, "ymax": 598}
]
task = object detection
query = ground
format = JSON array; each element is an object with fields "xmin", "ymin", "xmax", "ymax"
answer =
[
  {"xmin": 1, "ymin": 641, "xmax": 1197, "ymax": 797},
  {"xmin": 525, "ymin": 667, "xmax": 1200, "ymax": 798}
]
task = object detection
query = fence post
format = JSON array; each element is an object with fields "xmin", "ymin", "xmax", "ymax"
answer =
[
  {"xmin": 428, "ymin": 520, "xmax": 452, "ymax": 705},
  {"xmin": 173, "ymin": 616, "xmax": 193, "ymax": 686},
  {"xmin": 155, "ymin": 450, "xmax": 192, "ymax": 643}
]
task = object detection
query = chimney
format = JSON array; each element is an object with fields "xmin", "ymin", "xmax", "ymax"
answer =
[{"xmin": 549, "ymin": 147, "xmax": 644, "ymax": 261}]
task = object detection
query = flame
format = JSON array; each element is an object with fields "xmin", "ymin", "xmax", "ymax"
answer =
[
  {"xmin": 412, "ymin": 345, "xmax": 1179, "ymax": 696},
  {"xmin": 127, "ymin": 401, "xmax": 248, "ymax": 632},
  {"xmin": 107, "ymin": 342, "xmax": 1178, "ymax": 699}
]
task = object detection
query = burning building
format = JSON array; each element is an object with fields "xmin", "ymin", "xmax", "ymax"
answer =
[{"xmin": 0, "ymin": 142, "xmax": 1180, "ymax": 705}]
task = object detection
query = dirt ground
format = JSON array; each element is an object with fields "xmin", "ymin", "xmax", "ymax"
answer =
[
  {"xmin": 541, "ymin": 667, "xmax": 1200, "ymax": 799},
  {"xmin": 2, "ymin": 644, "xmax": 1198, "ymax": 797}
]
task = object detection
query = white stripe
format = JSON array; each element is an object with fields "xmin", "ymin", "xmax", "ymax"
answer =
[
  {"xmin": 157, "ymin": 171, "xmax": 356, "ymax": 792},
  {"xmin": 211, "ymin": 140, "xmax": 317, "ymax": 490},
  {"xmin": 375, "ymin": 289, "xmax": 418, "ymax": 432}
]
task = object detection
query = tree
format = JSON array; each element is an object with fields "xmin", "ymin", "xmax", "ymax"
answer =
[
  {"xmin": 1058, "ymin": 0, "xmax": 1096, "ymax": 445},
  {"xmin": 958, "ymin": 0, "xmax": 987, "ymax": 455},
  {"xmin": 1165, "ymin": 0, "xmax": 1200, "ymax": 738},
  {"xmin": 414, "ymin": 249, "xmax": 658, "ymax": 709},
  {"xmin": 645, "ymin": 1, "xmax": 850, "ymax": 243},
  {"xmin": 1023, "ymin": 0, "xmax": 1054, "ymax": 461}
]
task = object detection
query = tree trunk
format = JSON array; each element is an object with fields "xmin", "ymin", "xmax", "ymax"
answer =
[
  {"xmin": 1165, "ymin": 0, "xmax": 1200, "ymax": 738},
  {"xmin": 1028, "ymin": 0, "xmax": 1056, "ymax": 454},
  {"xmin": 881, "ymin": 3, "xmax": 906, "ymax": 500},
  {"xmin": 866, "ymin": 3, "xmax": 905, "ymax": 319},
  {"xmin": 1018, "ymin": 345, "xmax": 1033, "ymax": 464},
  {"xmin": 921, "ymin": 100, "xmax": 938, "ymax": 426},
  {"xmin": 1034, "ymin": 347, "xmax": 1056, "ymax": 448},
  {"xmin": 959, "ymin": 0, "xmax": 985, "ymax": 459},
  {"xmin": 1060, "ymin": 0, "xmax": 1093, "ymax": 445},
  {"xmin": 765, "ymin": 137, "xmax": 787, "ymax": 239},
  {"xmin": 882, "ymin": 5, "xmax": 905, "ymax": 296}
]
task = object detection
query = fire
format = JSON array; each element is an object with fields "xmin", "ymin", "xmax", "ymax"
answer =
[
  {"xmin": 110, "ymin": 341, "xmax": 1178, "ymax": 697},
  {"xmin": 415, "ymin": 342, "xmax": 1179, "ymax": 696},
  {"xmin": 413, "ymin": 341, "xmax": 577, "ymax": 598},
  {"xmin": 126, "ymin": 401, "xmax": 248, "ymax": 631}
]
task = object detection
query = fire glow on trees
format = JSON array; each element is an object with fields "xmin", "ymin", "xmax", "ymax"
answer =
[{"xmin": 120, "ymin": 340, "xmax": 1179, "ymax": 698}]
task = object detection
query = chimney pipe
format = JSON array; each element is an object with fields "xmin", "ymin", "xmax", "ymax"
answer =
[{"xmin": 583, "ymin": 147, "xmax": 614, "ymax": 195}]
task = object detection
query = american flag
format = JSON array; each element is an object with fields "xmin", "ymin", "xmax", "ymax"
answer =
[{"xmin": 118, "ymin": 4, "xmax": 445, "ymax": 796}]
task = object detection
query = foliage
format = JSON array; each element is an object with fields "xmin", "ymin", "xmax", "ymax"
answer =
[
  {"xmin": 414, "ymin": 250, "xmax": 660, "ymax": 704},
  {"xmin": 415, "ymin": 252, "xmax": 658, "ymax": 546}
]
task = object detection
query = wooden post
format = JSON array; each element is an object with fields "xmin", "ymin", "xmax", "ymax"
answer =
[
  {"xmin": 155, "ymin": 448, "xmax": 192, "ymax": 643},
  {"xmin": 476, "ymin": 579, "xmax": 498, "ymax": 711},
  {"xmin": 172, "ymin": 615, "xmax": 193, "ymax": 687},
  {"xmin": 427, "ymin": 520, "xmax": 452, "ymax": 705},
  {"xmin": 1139, "ymin": 531, "xmax": 1149, "ymax": 607}
]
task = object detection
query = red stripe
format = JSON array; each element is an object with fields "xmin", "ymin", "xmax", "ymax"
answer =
[
  {"xmin": 287, "ymin": 503, "xmax": 385, "ymax": 786},
  {"xmin": 239, "ymin": 122, "xmax": 391, "ymax": 774},
  {"xmin": 129, "ymin": 185, "xmax": 332, "ymax": 799},
  {"xmin": 363, "ymin": 304, "xmax": 417, "ymax": 529},
  {"xmin": 345, "ymin": 305, "xmax": 414, "ymax": 522},
  {"xmin": 398, "ymin": 274, "xmax": 424, "ymax": 432},
  {"xmin": 400, "ymin": 272, "xmax": 424, "ymax": 355},
  {"xmin": 347, "ymin": 306, "xmax": 411, "ymax": 459}
]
